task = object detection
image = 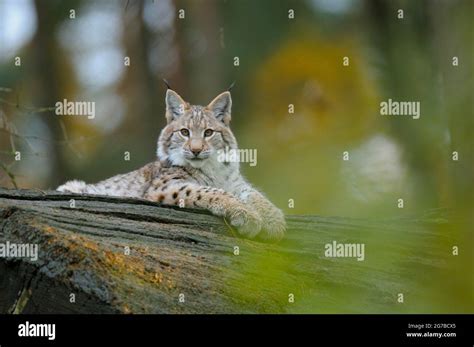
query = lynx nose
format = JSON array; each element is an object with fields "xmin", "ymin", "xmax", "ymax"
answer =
[
  {"xmin": 191, "ymin": 148, "xmax": 202, "ymax": 156},
  {"xmin": 190, "ymin": 139, "xmax": 203, "ymax": 156}
]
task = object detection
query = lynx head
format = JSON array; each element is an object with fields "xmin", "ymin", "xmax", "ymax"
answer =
[{"xmin": 157, "ymin": 89, "xmax": 238, "ymax": 168}]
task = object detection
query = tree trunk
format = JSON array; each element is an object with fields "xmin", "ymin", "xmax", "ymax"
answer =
[{"xmin": 0, "ymin": 188, "xmax": 453, "ymax": 313}]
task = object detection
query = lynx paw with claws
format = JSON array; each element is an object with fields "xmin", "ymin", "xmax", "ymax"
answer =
[{"xmin": 228, "ymin": 207, "xmax": 262, "ymax": 238}]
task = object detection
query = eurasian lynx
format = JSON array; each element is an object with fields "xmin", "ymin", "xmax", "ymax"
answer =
[{"xmin": 57, "ymin": 88, "xmax": 286, "ymax": 240}]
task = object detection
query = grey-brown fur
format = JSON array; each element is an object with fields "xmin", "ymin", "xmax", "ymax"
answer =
[{"xmin": 57, "ymin": 90, "xmax": 286, "ymax": 240}]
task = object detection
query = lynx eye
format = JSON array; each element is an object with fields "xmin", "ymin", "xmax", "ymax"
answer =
[
  {"xmin": 204, "ymin": 129, "xmax": 214, "ymax": 137},
  {"xmin": 180, "ymin": 128, "xmax": 190, "ymax": 137}
]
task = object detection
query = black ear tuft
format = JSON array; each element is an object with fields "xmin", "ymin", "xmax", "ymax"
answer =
[
  {"xmin": 163, "ymin": 79, "xmax": 172, "ymax": 90},
  {"xmin": 227, "ymin": 81, "xmax": 236, "ymax": 92}
]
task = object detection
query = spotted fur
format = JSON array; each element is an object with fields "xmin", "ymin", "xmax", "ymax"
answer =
[{"xmin": 57, "ymin": 90, "xmax": 286, "ymax": 240}]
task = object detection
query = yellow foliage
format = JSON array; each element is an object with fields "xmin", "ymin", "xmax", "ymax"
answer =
[
  {"xmin": 252, "ymin": 36, "xmax": 380, "ymax": 146},
  {"xmin": 240, "ymin": 35, "xmax": 382, "ymax": 214}
]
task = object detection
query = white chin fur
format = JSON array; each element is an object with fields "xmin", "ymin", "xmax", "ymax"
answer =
[
  {"xmin": 168, "ymin": 150, "xmax": 213, "ymax": 169},
  {"xmin": 187, "ymin": 159, "xmax": 206, "ymax": 168}
]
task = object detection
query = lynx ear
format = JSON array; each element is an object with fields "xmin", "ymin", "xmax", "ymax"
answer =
[
  {"xmin": 207, "ymin": 91, "xmax": 232, "ymax": 125},
  {"xmin": 165, "ymin": 89, "xmax": 186, "ymax": 123}
]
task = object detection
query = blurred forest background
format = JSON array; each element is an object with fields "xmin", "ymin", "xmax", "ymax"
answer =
[{"xmin": 0, "ymin": 0, "xmax": 472, "ymax": 313}]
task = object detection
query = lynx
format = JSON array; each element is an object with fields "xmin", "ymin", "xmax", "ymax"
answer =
[{"xmin": 57, "ymin": 88, "xmax": 286, "ymax": 240}]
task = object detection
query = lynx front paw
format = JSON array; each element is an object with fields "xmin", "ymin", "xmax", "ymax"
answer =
[
  {"xmin": 57, "ymin": 180, "xmax": 87, "ymax": 194},
  {"xmin": 259, "ymin": 210, "xmax": 286, "ymax": 241},
  {"xmin": 228, "ymin": 207, "xmax": 262, "ymax": 238}
]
